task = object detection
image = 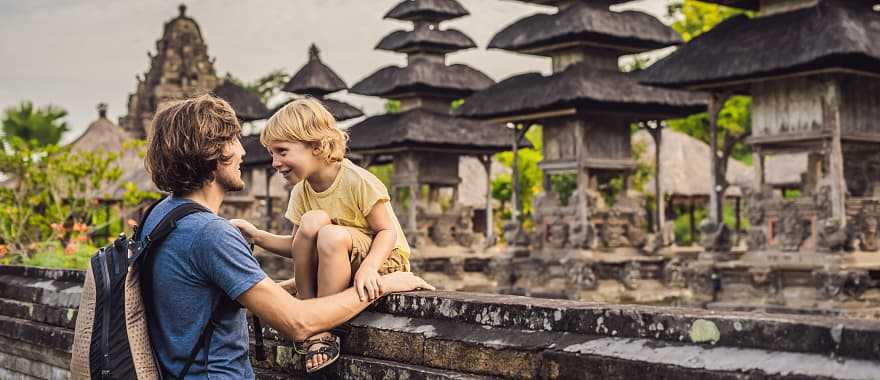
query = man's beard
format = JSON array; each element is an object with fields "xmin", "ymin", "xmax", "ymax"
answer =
[{"xmin": 216, "ymin": 168, "xmax": 245, "ymax": 193}]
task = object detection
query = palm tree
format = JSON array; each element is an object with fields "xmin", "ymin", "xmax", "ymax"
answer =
[{"xmin": 1, "ymin": 101, "xmax": 70, "ymax": 147}]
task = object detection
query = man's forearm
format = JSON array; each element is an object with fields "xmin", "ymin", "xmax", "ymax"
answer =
[
  {"xmin": 254, "ymin": 230, "xmax": 293, "ymax": 257},
  {"xmin": 240, "ymin": 278, "xmax": 370, "ymax": 342}
]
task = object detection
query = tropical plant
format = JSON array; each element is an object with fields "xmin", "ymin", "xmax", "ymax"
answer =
[{"xmin": 1, "ymin": 101, "xmax": 70, "ymax": 148}]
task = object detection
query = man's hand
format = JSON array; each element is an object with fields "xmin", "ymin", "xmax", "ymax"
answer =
[
  {"xmin": 277, "ymin": 278, "xmax": 297, "ymax": 296},
  {"xmin": 381, "ymin": 272, "xmax": 435, "ymax": 294},
  {"xmin": 354, "ymin": 266, "xmax": 383, "ymax": 302},
  {"xmin": 230, "ymin": 219, "xmax": 260, "ymax": 242}
]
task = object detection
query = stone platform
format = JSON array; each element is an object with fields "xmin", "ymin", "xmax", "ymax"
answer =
[{"xmin": 3, "ymin": 264, "xmax": 880, "ymax": 379}]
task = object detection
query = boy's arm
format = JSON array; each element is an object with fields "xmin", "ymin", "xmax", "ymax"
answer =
[
  {"xmin": 230, "ymin": 219, "xmax": 295, "ymax": 258},
  {"xmin": 238, "ymin": 272, "xmax": 433, "ymax": 342},
  {"xmin": 354, "ymin": 201, "xmax": 398, "ymax": 301}
]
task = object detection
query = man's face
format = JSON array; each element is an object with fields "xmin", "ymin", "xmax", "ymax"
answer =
[
  {"xmin": 267, "ymin": 141, "xmax": 319, "ymax": 185},
  {"xmin": 215, "ymin": 138, "xmax": 246, "ymax": 192}
]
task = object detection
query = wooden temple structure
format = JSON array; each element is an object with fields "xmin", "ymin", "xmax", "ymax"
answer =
[
  {"xmin": 347, "ymin": 0, "xmax": 511, "ymax": 251},
  {"xmin": 640, "ymin": 0, "xmax": 880, "ymax": 312},
  {"xmin": 456, "ymin": 0, "xmax": 705, "ymax": 300}
]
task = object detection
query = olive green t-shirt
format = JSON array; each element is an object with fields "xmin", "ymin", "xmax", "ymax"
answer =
[{"xmin": 284, "ymin": 159, "xmax": 411, "ymax": 262}]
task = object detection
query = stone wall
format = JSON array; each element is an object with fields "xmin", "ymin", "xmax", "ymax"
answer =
[{"xmin": 2, "ymin": 264, "xmax": 880, "ymax": 379}]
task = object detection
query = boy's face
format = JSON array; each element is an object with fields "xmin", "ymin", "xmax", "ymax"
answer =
[{"xmin": 267, "ymin": 141, "xmax": 319, "ymax": 185}]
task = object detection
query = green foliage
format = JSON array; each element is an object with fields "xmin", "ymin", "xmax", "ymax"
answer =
[
  {"xmin": 225, "ymin": 70, "xmax": 290, "ymax": 105},
  {"xmin": 368, "ymin": 163, "xmax": 394, "ymax": 189},
  {"xmin": 671, "ymin": 203, "xmax": 749, "ymax": 245},
  {"xmin": 1, "ymin": 101, "xmax": 70, "ymax": 148},
  {"xmin": 0, "ymin": 137, "xmax": 133, "ymax": 269},
  {"xmin": 491, "ymin": 126, "xmax": 543, "ymax": 222},
  {"xmin": 667, "ymin": 0, "xmax": 749, "ymax": 42},
  {"xmin": 385, "ymin": 100, "xmax": 401, "ymax": 114}
]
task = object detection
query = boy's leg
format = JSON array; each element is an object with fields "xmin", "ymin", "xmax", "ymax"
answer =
[
  {"xmin": 306, "ymin": 224, "xmax": 354, "ymax": 370},
  {"xmin": 292, "ymin": 211, "xmax": 331, "ymax": 300}
]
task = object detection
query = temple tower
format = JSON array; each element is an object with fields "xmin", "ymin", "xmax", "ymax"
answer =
[
  {"xmin": 120, "ymin": 5, "xmax": 220, "ymax": 138},
  {"xmin": 348, "ymin": 0, "xmax": 511, "ymax": 250}
]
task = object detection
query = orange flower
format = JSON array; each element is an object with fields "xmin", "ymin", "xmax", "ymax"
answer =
[
  {"xmin": 0, "ymin": 245, "xmax": 7, "ymax": 258},
  {"xmin": 50, "ymin": 222, "xmax": 66, "ymax": 239},
  {"xmin": 64, "ymin": 242, "xmax": 78, "ymax": 255},
  {"xmin": 127, "ymin": 219, "xmax": 138, "ymax": 228},
  {"xmin": 73, "ymin": 223, "xmax": 88, "ymax": 233},
  {"xmin": 76, "ymin": 235, "xmax": 89, "ymax": 243}
]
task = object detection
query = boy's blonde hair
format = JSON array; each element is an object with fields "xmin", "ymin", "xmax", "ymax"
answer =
[{"xmin": 261, "ymin": 98, "xmax": 348, "ymax": 162}]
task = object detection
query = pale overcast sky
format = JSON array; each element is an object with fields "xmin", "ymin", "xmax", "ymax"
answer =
[{"xmin": 0, "ymin": 0, "xmax": 670, "ymax": 142}]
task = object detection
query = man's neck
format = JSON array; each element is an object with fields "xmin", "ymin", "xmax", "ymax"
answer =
[
  {"xmin": 306, "ymin": 160, "xmax": 343, "ymax": 193},
  {"xmin": 182, "ymin": 182, "xmax": 224, "ymax": 214}
]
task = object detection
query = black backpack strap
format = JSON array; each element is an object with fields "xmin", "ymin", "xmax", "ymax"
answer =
[{"xmin": 178, "ymin": 296, "xmax": 223, "ymax": 379}]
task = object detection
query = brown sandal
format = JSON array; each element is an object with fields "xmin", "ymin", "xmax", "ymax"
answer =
[{"xmin": 303, "ymin": 334, "xmax": 340, "ymax": 373}]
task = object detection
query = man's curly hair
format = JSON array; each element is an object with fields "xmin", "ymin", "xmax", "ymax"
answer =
[{"xmin": 145, "ymin": 94, "xmax": 242, "ymax": 196}]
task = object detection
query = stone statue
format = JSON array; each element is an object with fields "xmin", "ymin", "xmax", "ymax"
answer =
[
  {"xmin": 777, "ymin": 204, "xmax": 807, "ymax": 252},
  {"xmin": 620, "ymin": 262, "xmax": 642, "ymax": 290},
  {"xmin": 859, "ymin": 214, "xmax": 879, "ymax": 252},
  {"xmin": 817, "ymin": 218, "xmax": 848, "ymax": 253},
  {"xmin": 699, "ymin": 219, "xmax": 732, "ymax": 253}
]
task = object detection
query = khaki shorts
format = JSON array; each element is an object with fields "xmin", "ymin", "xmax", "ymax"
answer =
[{"xmin": 345, "ymin": 226, "xmax": 409, "ymax": 274}]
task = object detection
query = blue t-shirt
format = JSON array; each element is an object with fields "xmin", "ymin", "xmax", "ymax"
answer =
[{"xmin": 141, "ymin": 197, "xmax": 266, "ymax": 379}]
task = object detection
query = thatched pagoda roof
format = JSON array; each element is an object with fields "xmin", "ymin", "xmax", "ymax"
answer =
[
  {"xmin": 639, "ymin": 1, "xmax": 880, "ymax": 91},
  {"xmin": 347, "ymin": 109, "xmax": 511, "ymax": 153},
  {"xmin": 489, "ymin": 3, "xmax": 682, "ymax": 55},
  {"xmin": 273, "ymin": 97, "xmax": 364, "ymax": 122},
  {"xmin": 214, "ymin": 81, "xmax": 270, "ymax": 122},
  {"xmin": 242, "ymin": 133, "xmax": 270, "ymax": 167},
  {"xmin": 384, "ymin": 0, "xmax": 469, "ymax": 22},
  {"xmin": 283, "ymin": 44, "xmax": 348, "ymax": 97},
  {"xmin": 350, "ymin": 58, "xmax": 494, "ymax": 100},
  {"xmin": 456, "ymin": 63, "xmax": 706, "ymax": 121},
  {"xmin": 70, "ymin": 105, "xmax": 156, "ymax": 200},
  {"xmin": 633, "ymin": 129, "xmax": 752, "ymax": 199},
  {"xmin": 377, "ymin": 27, "xmax": 476, "ymax": 54}
]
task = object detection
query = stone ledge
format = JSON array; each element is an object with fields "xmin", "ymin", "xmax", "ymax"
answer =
[
  {"xmin": 370, "ymin": 291, "xmax": 880, "ymax": 361},
  {"xmin": 0, "ymin": 315, "xmax": 74, "ymax": 353},
  {"xmin": 0, "ymin": 274, "xmax": 82, "ymax": 308},
  {"xmin": 0, "ymin": 298, "xmax": 78, "ymax": 330}
]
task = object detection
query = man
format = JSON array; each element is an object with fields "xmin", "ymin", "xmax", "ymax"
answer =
[{"xmin": 141, "ymin": 94, "xmax": 433, "ymax": 379}]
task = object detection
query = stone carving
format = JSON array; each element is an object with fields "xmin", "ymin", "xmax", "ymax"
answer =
[
  {"xmin": 814, "ymin": 270, "xmax": 873, "ymax": 300},
  {"xmin": 699, "ymin": 220, "xmax": 732, "ymax": 253},
  {"xmin": 858, "ymin": 211, "xmax": 879, "ymax": 252},
  {"xmin": 546, "ymin": 222, "xmax": 569, "ymax": 249},
  {"xmin": 816, "ymin": 218, "xmax": 848, "ymax": 253},
  {"xmin": 777, "ymin": 204, "xmax": 808, "ymax": 252},
  {"xmin": 745, "ymin": 190, "xmax": 768, "ymax": 251},
  {"xmin": 566, "ymin": 262, "xmax": 598, "ymax": 290},
  {"xmin": 620, "ymin": 262, "xmax": 642, "ymax": 290},
  {"xmin": 749, "ymin": 267, "xmax": 781, "ymax": 296},
  {"xmin": 813, "ymin": 269, "xmax": 847, "ymax": 299},
  {"xmin": 663, "ymin": 259, "xmax": 687, "ymax": 288},
  {"xmin": 685, "ymin": 264, "xmax": 715, "ymax": 295},
  {"xmin": 812, "ymin": 185, "xmax": 833, "ymax": 220}
]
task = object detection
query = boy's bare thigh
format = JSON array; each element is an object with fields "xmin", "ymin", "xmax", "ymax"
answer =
[{"xmin": 343, "ymin": 226, "xmax": 407, "ymax": 274}]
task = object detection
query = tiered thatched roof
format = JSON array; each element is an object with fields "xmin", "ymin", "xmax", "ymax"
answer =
[
  {"xmin": 377, "ymin": 27, "xmax": 476, "ymax": 54},
  {"xmin": 457, "ymin": 63, "xmax": 706, "ymax": 120},
  {"xmin": 509, "ymin": 0, "xmax": 629, "ymax": 6},
  {"xmin": 347, "ymin": 109, "xmax": 510, "ymax": 153},
  {"xmin": 698, "ymin": 0, "xmax": 759, "ymax": 10},
  {"xmin": 214, "ymin": 81, "xmax": 270, "ymax": 122},
  {"xmin": 384, "ymin": 0, "xmax": 469, "ymax": 22},
  {"xmin": 639, "ymin": 1, "xmax": 880, "ymax": 91},
  {"xmin": 350, "ymin": 59, "xmax": 494, "ymax": 100},
  {"xmin": 283, "ymin": 44, "xmax": 349, "ymax": 97},
  {"xmin": 489, "ymin": 3, "xmax": 682, "ymax": 55}
]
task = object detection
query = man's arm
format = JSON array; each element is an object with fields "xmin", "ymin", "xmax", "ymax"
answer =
[{"xmin": 238, "ymin": 272, "xmax": 434, "ymax": 342}]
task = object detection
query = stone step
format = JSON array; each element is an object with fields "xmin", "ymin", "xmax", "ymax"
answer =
[
  {"xmin": 371, "ymin": 291, "xmax": 880, "ymax": 361},
  {"xmin": 0, "ymin": 274, "xmax": 82, "ymax": 309},
  {"xmin": 330, "ymin": 311, "xmax": 880, "ymax": 380},
  {"xmin": 0, "ymin": 315, "xmax": 74, "ymax": 354},
  {"xmin": 0, "ymin": 350, "xmax": 69, "ymax": 380},
  {"xmin": 0, "ymin": 298, "xmax": 78, "ymax": 330},
  {"xmin": 0, "ymin": 265, "xmax": 85, "ymax": 283}
]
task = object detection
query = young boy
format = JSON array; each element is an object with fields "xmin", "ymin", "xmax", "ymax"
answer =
[{"xmin": 231, "ymin": 98, "xmax": 411, "ymax": 372}]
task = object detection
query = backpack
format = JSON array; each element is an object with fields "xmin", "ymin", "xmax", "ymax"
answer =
[{"xmin": 71, "ymin": 198, "xmax": 213, "ymax": 379}]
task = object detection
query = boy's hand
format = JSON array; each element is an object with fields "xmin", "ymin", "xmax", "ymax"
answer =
[
  {"xmin": 230, "ymin": 219, "xmax": 260, "ymax": 242},
  {"xmin": 381, "ymin": 272, "xmax": 435, "ymax": 294},
  {"xmin": 354, "ymin": 266, "xmax": 383, "ymax": 302}
]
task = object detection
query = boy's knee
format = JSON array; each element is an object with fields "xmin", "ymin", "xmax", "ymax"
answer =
[
  {"xmin": 299, "ymin": 210, "xmax": 331, "ymax": 237},
  {"xmin": 316, "ymin": 226, "xmax": 349, "ymax": 257}
]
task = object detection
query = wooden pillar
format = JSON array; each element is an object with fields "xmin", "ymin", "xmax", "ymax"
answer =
[
  {"xmin": 689, "ymin": 200, "xmax": 697, "ymax": 246},
  {"xmin": 511, "ymin": 124, "xmax": 521, "ymax": 225},
  {"xmin": 753, "ymin": 147, "xmax": 765, "ymax": 189},
  {"xmin": 648, "ymin": 122, "xmax": 664, "ymax": 236},
  {"xmin": 408, "ymin": 183, "xmax": 419, "ymax": 244},
  {"xmin": 481, "ymin": 155, "xmax": 495, "ymax": 246},
  {"xmin": 708, "ymin": 93, "xmax": 728, "ymax": 225},
  {"xmin": 264, "ymin": 167, "xmax": 273, "ymax": 231},
  {"xmin": 823, "ymin": 78, "xmax": 847, "ymax": 227}
]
